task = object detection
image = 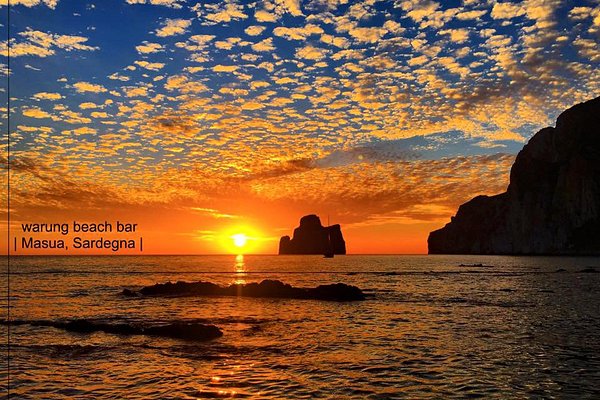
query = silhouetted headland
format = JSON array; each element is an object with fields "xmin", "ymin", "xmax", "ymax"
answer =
[
  {"xmin": 429, "ymin": 96, "xmax": 600, "ymax": 255},
  {"xmin": 3, "ymin": 319, "xmax": 223, "ymax": 341},
  {"xmin": 279, "ymin": 214, "xmax": 346, "ymax": 255},
  {"xmin": 122, "ymin": 279, "xmax": 365, "ymax": 301}
]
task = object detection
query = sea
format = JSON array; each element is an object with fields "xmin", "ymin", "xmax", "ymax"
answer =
[{"xmin": 1, "ymin": 255, "xmax": 600, "ymax": 399}]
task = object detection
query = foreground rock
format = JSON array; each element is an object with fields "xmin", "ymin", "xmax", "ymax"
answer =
[
  {"xmin": 4, "ymin": 319, "xmax": 223, "ymax": 341},
  {"xmin": 279, "ymin": 214, "xmax": 346, "ymax": 254},
  {"xmin": 123, "ymin": 279, "xmax": 365, "ymax": 301},
  {"xmin": 429, "ymin": 96, "xmax": 600, "ymax": 255}
]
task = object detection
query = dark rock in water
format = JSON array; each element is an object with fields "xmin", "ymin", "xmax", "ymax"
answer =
[
  {"xmin": 538, "ymin": 289, "xmax": 555, "ymax": 293},
  {"xmin": 429, "ymin": 97, "xmax": 600, "ymax": 255},
  {"xmin": 2, "ymin": 319, "xmax": 223, "ymax": 341},
  {"xmin": 143, "ymin": 323, "xmax": 223, "ymax": 341},
  {"xmin": 555, "ymin": 268, "xmax": 567, "ymax": 273},
  {"xmin": 121, "ymin": 288, "xmax": 138, "ymax": 297},
  {"xmin": 579, "ymin": 267, "xmax": 598, "ymax": 273},
  {"xmin": 123, "ymin": 279, "xmax": 365, "ymax": 301},
  {"xmin": 279, "ymin": 214, "xmax": 346, "ymax": 255},
  {"xmin": 458, "ymin": 263, "xmax": 494, "ymax": 268}
]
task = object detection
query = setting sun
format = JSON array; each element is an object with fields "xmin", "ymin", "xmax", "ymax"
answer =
[
  {"xmin": 217, "ymin": 225, "xmax": 268, "ymax": 254},
  {"xmin": 232, "ymin": 233, "xmax": 248, "ymax": 248}
]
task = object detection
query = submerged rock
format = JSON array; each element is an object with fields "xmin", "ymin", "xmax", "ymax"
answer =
[
  {"xmin": 123, "ymin": 279, "xmax": 365, "ymax": 301},
  {"xmin": 279, "ymin": 214, "xmax": 346, "ymax": 255},
  {"xmin": 4, "ymin": 319, "xmax": 223, "ymax": 341},
  {"xmin": 428, "ymin": 96, "xmax": 600, "ymax": 255},
  {"xmin": 458, "ymin": 263, "xmax": 494, "ymax": 268}
]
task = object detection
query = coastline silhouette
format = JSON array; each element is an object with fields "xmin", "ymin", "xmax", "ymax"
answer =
[{"xmin": 429, "ymin": 96, "xmax": 600, "ymax": 255}]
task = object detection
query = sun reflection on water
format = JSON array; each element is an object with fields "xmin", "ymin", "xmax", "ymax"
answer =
[{"xmin": 233, "ymin": 254, "xmax": 247, "ymax": 285}]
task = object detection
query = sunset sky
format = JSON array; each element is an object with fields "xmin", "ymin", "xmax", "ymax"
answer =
[{"xmin": 1, "ymin": 0, "xmax": 599, "ymax": 254}]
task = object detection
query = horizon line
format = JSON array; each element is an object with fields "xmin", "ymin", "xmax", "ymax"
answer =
[{"xmin": 3, "ymin": 253, "xmax": 429, "ymax": 257}]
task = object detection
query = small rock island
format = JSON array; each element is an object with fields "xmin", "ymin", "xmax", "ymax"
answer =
[
  {"xmin": 279, "ymin": 214, "xmax": 346, "ymax": 255},
  {"xmin": 428, "ymin": 96, "xmax": 600, "ymax": 255}
]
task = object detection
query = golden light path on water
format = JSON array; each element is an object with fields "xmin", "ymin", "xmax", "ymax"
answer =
[{"xmin": 234, "ymin": 254, "xmax": 247, "ymax": 285}]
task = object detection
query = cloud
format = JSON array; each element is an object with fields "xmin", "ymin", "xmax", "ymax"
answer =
[
  {"xmin": 18, "ymin": 125, "xmax": 54, "ymax": 134},
  {"xmin": 33, "ymin": 92, "xmax": 62, "ymax": 100},
  {"xmin": 22, "ymin": 107, "xmax": 52, "ymax": 119},
  {"xmin": 190, "ymin": 207, "xmax": 238, "ymax": 219},
  {"xmin": 274, "ymin": 0, "xmax": 303, "ymax": 16},
  {"xmin": 251, "ymin": 37, "xmax": 275, "ymax": 52},
  {"xmin": 212, "ymin": 64, "xmax": 239, "ymax": 73},
  {"xmin": 248, "ymin": 153, "xmax": 515, "ymax": 222},
  {"xmin": 455, "ymin": 9, "xmax": 487, "ymax": 20},
  {"xmin": 400, "ymin": 0, "xmax": 440, "ymax": 22},
  {"xmin": 273, "ymin": 24, "xmax": 324, "ymax": 40},
  {"xmin": 155, "ymin": 18, "xmax": 191, "ymax": 37},
  {"xmin": 72, "ymin": 82, "xmax": 108, "ymax": 93},
  {"xmin": 126, "ymin": 0, "xmax": 183, "ymax": 7},
  {"xmin": 440, "ymin": 28, "xmax": 470, "ymax": 43},
  {"xmin": 123, "ymin": 85, "xmax": 150, "ymax": 98},
  {"xmin": 348, "ymin": 27, "xmax": 387, "ymax": 43},
  {"xmin": 79, "ymin": 102, "xmax": 98, "ymax": 109},
  {"xmin": 570, "ymin": 6, "xmax": 600, "ymax": 27},
  {"xmin": 320, "ymin": 34, "xmax": 350, "ymax": 48},
  {"xmin": 255, "ymin": 9, "xmax": 278, "ymax": 22},
  {"xmin": 573, "ymin": 38, "xmax": 600, "ymax": 63},
  {"xmin": 0, "ymin": 0, "xmax": 57, "ymax": 8},
  {"xmin": 68, "ymin": 127, "xmax": 97, "ymax": 135},
  {"xmin": 6, "ymin": 29, "xmax": 97, "ymax": 57},
  {"xmin": 241, "ymin": 101, "xmax": 265, "ymax": 110},
  {"xmin": 134, "ymin": 60, "xmax": 165, "ymax": 71},
  {"xmin": 245, "ymin": 25, "xmax": 266, "ymax": 36},
  {"xmin": 164, "ymin": 75, "xmax": 209, "ymax": 93},
  {"xmin": 201, "ymin": 2, "xmax": 248, "ymax": 23},
  {"xmin": 490, "ymin": 2, "xmax": 526, "ymax": 19},
  {"xmin": 135, "ymin": 42, "xmax": 163, "ymax": 54},
  {"xmin": 295, "ymin": 45, "xmax": 328, "ymax": 60}
]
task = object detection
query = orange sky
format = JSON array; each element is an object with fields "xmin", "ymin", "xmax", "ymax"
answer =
[{"xmin": 2, "ymin": 156, "xmax": 513, "ymax": 255}]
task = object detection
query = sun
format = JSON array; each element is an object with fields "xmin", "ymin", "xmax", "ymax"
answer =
[
  {"xmin": 219, "ymin": 226, "xmax": 264, "ymax": 254},
  {"xmin": 231, "ymin": 233, "xmax": 248, "ymax": 248}
]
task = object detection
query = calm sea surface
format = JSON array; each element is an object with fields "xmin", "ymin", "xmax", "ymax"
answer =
[{"xmin": 1, "ymin": 255, "xmax": 600, "ymax": 399}]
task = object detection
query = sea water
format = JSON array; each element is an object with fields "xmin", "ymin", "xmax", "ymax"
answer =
[{"xmin": 1, "ymin": 255, "xmax": 599, "ymax": 399}]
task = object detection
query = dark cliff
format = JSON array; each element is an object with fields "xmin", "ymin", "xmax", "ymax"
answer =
[
  {"xmin": 279, "ymin": 215, "xmax": 346, "ymax": 255},
  {"xmin": 428, "ymin": 96, "xmax": 600, "ymax": 255}
]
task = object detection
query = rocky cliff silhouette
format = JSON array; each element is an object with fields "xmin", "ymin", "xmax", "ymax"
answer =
[
  {"xmin": 279, "ymin": 215, "xmax": 346, "ymax": 255},
  {"xmin": 428, "ymin": 96, "xmax": 600, "ymax": 255}
]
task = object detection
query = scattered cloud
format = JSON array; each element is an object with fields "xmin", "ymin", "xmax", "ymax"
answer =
[
  {"xmin": 6, "ymin": 0, "xmax": 598, "ymax": 253},
  {"xmin": 72, "ymin": 81, "xmax": 108, "ymax": 93},
  {"xmin": 126, "ymin": 0, "xmax": 184, "ymax": 7},
  {"xmin": 33, "ymin": 92, "xmax": 62, "ymax": 100},
  {"xmin": 245, "ymin": 25, "xmax": 266, "ymax": 36},
  {"xmin": 136, "ymin": 42, "xmax": 164, "ymax": 54},
  {"xmin": 155, "ymin": 18, "xmax": 191, "ymax": 37},
  {"xmin": 5, "ymin": 29, "xmax": 97, "ymax": 57},
  {"xmin": 0, "ymin": 0, "xmax": 58, "ymax": 9},
  {"xmin": 296, "ymin": 44, "xmax": 328, "ymax": 60}
]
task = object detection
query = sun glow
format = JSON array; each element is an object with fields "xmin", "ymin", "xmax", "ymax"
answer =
[
  {"xmin": 217, "ymin": 225, "xmax": 268, "ymax": 254},
  {"xmin": 232, "ymin": 233, "xmax": 248, "ymax": 248}
]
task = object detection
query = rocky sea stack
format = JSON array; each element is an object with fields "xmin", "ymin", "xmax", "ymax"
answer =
[
  {"xmin": 428, "ymin": 96, "xmax": 600, "ymax": 255},
  {"xmin": 279, "ymin": 214, "xmax": 346, "ymax": 255}
]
